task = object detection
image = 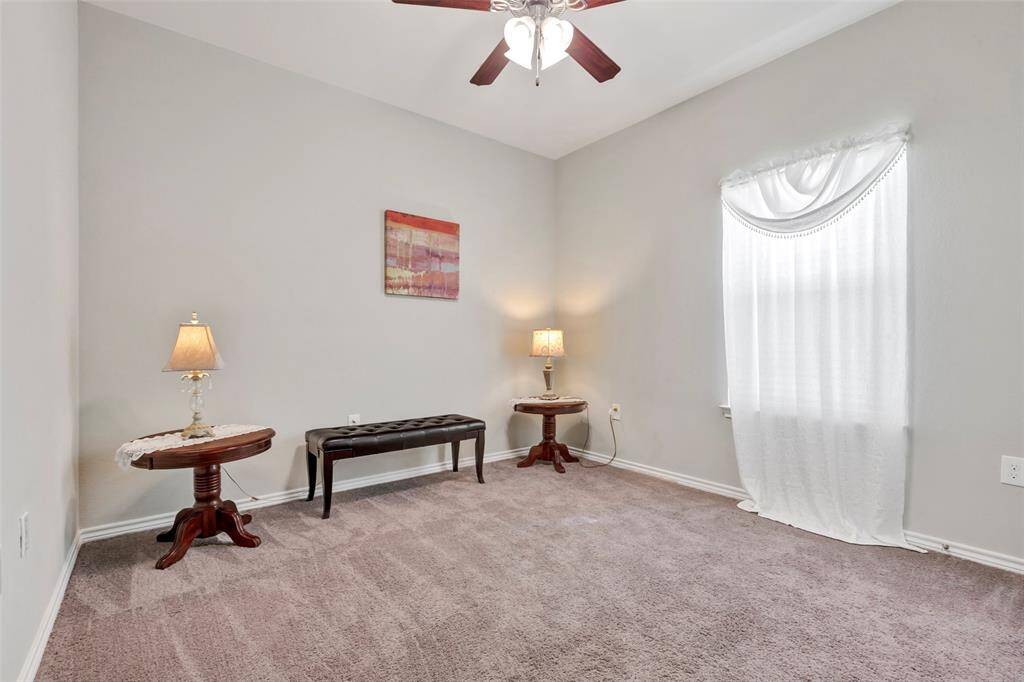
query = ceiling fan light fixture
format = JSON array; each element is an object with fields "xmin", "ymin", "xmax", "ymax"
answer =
[
  {"xmin": 503, "ymin": 16, "xmax": 536, "ymax": 70},
  {"xmin": 396, "ymin": 0, "xmax": 622, "ymax": 87}
]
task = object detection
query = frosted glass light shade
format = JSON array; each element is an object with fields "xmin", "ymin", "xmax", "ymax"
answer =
[
  {"xmin": 503, "ymin": 16, "xmax": 573, "ymax": 72},
  {"xmin": 163, "ymin": 312, "xmax": 224, "ymax": 372},
  {"xmin": 539, "ymin": 17, "xmax": 573, "ymax": 70},
  {"xmin": 531, "ymin": 328, "xmax": 565, "ymax": 357},
  {"xmin": 504, "ymin": 17, "xmax": 535, "ymax": 70}
]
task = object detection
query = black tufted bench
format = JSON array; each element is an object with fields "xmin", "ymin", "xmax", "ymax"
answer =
[{"xmin": 305, "ymin": 414, "xmax": 486, "ymax": 518}]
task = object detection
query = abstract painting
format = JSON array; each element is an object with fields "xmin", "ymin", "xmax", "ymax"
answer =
[{"xmin": 384, "ymin": 210, "xmax": 460, "ymax": 300}]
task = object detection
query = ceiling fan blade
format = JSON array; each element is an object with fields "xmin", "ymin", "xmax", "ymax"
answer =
[
  {"xmin": 391, "ymin": 0, "xmax": 493, "ymax": 10},
  {"xmin": 566, "ymin": 27, "xmax": 621, "ymax": 83},
  {"xmin": 470, "ymin": 39, "xmax": 510, "ymax": 86},
  {"xmin": 580, "ymin": 0, "xmax": 626, "ymax": 9}
]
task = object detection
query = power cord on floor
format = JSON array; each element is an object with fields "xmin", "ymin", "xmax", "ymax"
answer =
[
  {"xmin": 223, "ymin": 465, "xmax": 261, "ymax": 501},
  {"xmin": 578, "ymin": 405, "xmax": 619, "ymax": 468}
]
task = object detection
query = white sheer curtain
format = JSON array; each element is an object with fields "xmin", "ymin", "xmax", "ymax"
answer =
[{"xmin": 721, "ymin": 125, "xmax": 912, "ymax": 548}]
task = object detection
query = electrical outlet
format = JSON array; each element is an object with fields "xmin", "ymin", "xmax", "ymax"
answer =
[
  {"xmin": 18, "ymin": 513, "xmax": 29, "ymax": 558},
  {"xmin": 609, "ymin": 404, "xmax": 622, "ymax": 421},
  {"xmin": 1001, "ymin": 455, "xmax": 1024, "ymax": 487},
  {"xmin": 348, "ymin": 414, "xmax": 361, "ymax": 426}
]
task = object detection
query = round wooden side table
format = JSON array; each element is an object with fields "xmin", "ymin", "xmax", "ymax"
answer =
[
  {"xmin": 130, "ymin": 428, "xmax": 275, "ymax": 569},
  {"xmin": 514, "ymin": 399, "xmax": 587, "ymax": 474}
]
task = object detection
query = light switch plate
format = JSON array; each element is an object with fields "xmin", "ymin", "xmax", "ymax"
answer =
[{"xmin": 1000, "ymin": 455, "xmax": 1023, "ymax": 487}]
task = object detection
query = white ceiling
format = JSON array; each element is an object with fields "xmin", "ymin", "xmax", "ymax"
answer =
[{"xmin": 91, "ymin": 0, "xmax": 896, "ymax": 159}]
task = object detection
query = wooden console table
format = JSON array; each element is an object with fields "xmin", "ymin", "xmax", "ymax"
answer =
[
  {"xmin": 130, "ymin": 428, "xmax": 275, "ymax": 569},
  {"xmin": 514, "ymin": 399, "xmax": 587, "ymax": 473}
]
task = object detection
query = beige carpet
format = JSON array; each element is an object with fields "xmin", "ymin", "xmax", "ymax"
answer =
[{"xmin": 38, "ymin": 459, "xmax": 1022, "ymax": 680}]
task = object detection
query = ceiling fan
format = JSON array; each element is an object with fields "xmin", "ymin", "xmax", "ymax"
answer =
[{"xmin": 392, "ymin": 0, "xmax": 623, "ymax": 86}]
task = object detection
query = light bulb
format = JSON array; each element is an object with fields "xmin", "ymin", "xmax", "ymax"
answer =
[
  {"xmin": 503, "ymin": 17, "xmax": 536, "ymax": 70},
  {"xmin": 539, "ymin": 17, "xmax": 573, "ymax": 70}
]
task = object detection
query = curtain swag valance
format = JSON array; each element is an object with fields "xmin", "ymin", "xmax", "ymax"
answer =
[{"xmin": 721, "ymin": 123, "xmax": 910, "ymax": 236}]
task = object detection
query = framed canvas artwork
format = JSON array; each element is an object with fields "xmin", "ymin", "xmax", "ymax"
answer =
[{"xmin": 384, "ymin": 210, "xmax": 460, "ymax": 300}]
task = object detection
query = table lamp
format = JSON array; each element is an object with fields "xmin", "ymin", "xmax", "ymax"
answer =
[
  {"xmin": 163, "ymin": 311, "xmax": 224, "ymax": 439},
  {"xmin": 530, "ymin": 328, "xmax": 564, "ymax": 400}
]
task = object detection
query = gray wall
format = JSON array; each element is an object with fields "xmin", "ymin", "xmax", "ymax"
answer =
[
  {"xmin": 79, "ymin": 1, "xmax": 1023, "ymax": 562},
  {"xmin": 1, "ymin": 1, "xmax": 79, "ymax": 678},
  {"xmin": 554, "ymin": 1, "xmax": 1024, "ymax": 558},
  {"xmin": 79, "ymin": 5, "xmax": 556, "ymax": 529}
]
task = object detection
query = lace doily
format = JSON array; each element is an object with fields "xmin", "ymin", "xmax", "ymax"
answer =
[
  {"xmin": 116, "ymin": 424, "xmax": 268, "ymax": 470},
  {"xmin": 511, "ymin": 396, "xmax": 586, "ymax": 406}
]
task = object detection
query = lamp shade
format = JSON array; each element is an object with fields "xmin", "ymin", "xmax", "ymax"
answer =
[
  {"xmin": 530, "ymin": 328, "xmax": 564, "ymax": 358},
  {"xmin": 163, "ymin": 312, "xmax": 224, "ymax": 372}
]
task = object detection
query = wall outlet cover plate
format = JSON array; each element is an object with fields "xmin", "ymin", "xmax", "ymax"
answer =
[{"xmin": 1000, "ymin": 455, "xmax": 1023, "ymax": 487}]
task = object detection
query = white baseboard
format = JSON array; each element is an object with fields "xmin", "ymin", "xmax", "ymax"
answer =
[
  {"xmin": 18, "ymin": 532, "xmax": 82, "ymax": 682},
  {"xmin": 80, "ymin": 448, "xmax": 525, "ymax": 543},
  {"xmin": 572, "ymin": 447, "xmax": 1024, "ymax": 575},
  {"xmin": 904, "ymin": 530, "xmax": 1024, "ymax": 575},
  {"xmin": 572, "ymin": 448, "xmax": 747, "ymax": 500}
]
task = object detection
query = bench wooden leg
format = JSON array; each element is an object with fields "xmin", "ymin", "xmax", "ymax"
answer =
[
  {"xmin": 306, "ymin": 450, "xmax": 317, "ymax": 501},
  {"xmin": 451, "ymin": 440, "xmax": 460, "ymax": 472},
  {"xmin": 475, "ymin": 431, "xmax": 485, "ymax": 484},
  {"xmin": 322, "ymin": 456, "xmax": 334, "ymax": 519}
]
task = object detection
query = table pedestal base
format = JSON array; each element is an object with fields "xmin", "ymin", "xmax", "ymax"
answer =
[
  {"xmin": 517, "ymin": 414, "xmax": 580, "ymax": 474},
  {"xmin": 154, "ymin": 464, "xmax": 260, "ymax": 569}
]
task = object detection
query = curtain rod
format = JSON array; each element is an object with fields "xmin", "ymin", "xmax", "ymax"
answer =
[{"xmin": 720, "ymin": 122, "xmax": 910, "ymax": 188}]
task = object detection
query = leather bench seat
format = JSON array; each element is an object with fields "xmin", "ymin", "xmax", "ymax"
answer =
[
  {"xmin": 307, "ymin": 414, "xmax": 486, "ymax": 458},
  {"xmin": 305, "ymin": 414, "xmax": 486, "ymax": 519}
]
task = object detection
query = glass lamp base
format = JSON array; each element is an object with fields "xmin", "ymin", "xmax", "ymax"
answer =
[
  {"xmin": 540, "ymin": 362, "xmax": 558, "ymax": 400},
  {"xmin": 180, "ymin": 373, "xmax": 214, "ymax": 438},
  {"xmin": 181, "ymin": 419, "xmax": 214, "ymax": 439}
]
